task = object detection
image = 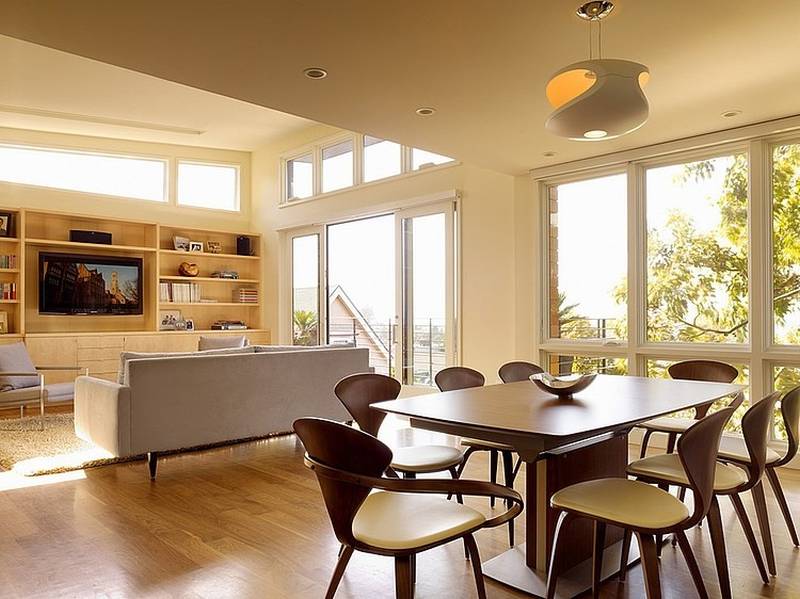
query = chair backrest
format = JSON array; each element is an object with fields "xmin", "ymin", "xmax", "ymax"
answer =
[
  {"xmin": 294, "ymin": 417, "xmax": 392, "ymax": 546},
  {"xmin": 668, "ymin": 360, "xmax": 739, "ymax": 418},
  {"xmin": 334, "ymin": 373, "xmax": 401, "ymax": 437},
  {"xmin": 677, "ymin": 407, "xmax": 734, "ymax": 526},
  {"xmin": 738, "ymin": 392, "xmax": 782, "ymax": 485},
  {"xmin": 435, "ymin": 366, "xmax": 485, "ymax": 392},
  {"xmin": 777, "ymin": 385, "xmax": 800, "ymax": 466},
  {"xmin": 498, "ymin": 361, "xmax": 544, "ymax": 383}
]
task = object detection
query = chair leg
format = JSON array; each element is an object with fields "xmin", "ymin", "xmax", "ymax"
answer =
[
  {"xmin": 511, "ymin": 455, "xmax": 523, "ymax": 480},
  {"xmin": 707, "ymin": 496, "xmax": 732, "ymax": 599},
  {"xmin": 635, "ymin": 532, "xmax": 662, "ymax": 599},
  {"xmin": 619, "ymin": 529, "xmax": 632, "ymax": 582},
  {"xmin": 655, "ymin": 483, "xmax": 669, "ymax": 557},
  {"xmin": 410, "ymin": 553, "xmax": 416, "ymax": 585},
  {"xmin": 665, "ymin": 432, "xmax": 678, "ymax": 454},
  {"xmin": 501, "ymin": 450, "xmax": 515, "ymax": 546},
  {"xmin": 592, "ymin": 521, "xmax": 606, "ymax": 598},
  {"xmin": 394, "ymin": 554, "xmax": 414, "ymax": 599},
  {"xmin": 751, "ymin": 480, "xmax": 776, "ymax": 576},
  {"xmin": 766, "ymin": 466, "xmax": 799, "ymax": 547},
  {"xmin": 546, "ymin": 511, "xmax": 576, "ymax": 599},
  {"xmin": 489, "ymin": 450, "xmax": 498, "ymax": 508},
  {"xmin": 455, "ymin": 447, "xmax": 477, "ymax": 479},
  {"xmin": 674, "ymin": 530, "xmax": 708, "ymax": 599},
  {"xmin": 325, "ymin": 545, "xmax": 354, "ymax": 599},
  {"xmin": 729, "ymin": 493, "xmax": 769, "ymax": 583},
  {"xmin": 448, "ymin": 466, "xmax": 463, "ymax": 504},
  {"xmin": 463, "ymin": 533, "xmax": 487, "ymax": 599},
  {"xmin": 640, "ymin": 429, "xmax": 654, "ymax": 459}
]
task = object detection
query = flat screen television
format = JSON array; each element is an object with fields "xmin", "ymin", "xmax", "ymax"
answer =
[{"xmin": 39, "ymin": 252, "xmax": 143, "ymax": 315}]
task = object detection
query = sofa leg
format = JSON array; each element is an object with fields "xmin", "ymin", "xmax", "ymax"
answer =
[{"xmin": 147, "ymin": 452, "xmax": 159, "ymax": 480}]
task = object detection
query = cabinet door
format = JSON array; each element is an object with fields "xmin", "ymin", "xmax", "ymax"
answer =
[{"xmin": 24, "ymin": 337, "xmax": 79, "ymax": 384}]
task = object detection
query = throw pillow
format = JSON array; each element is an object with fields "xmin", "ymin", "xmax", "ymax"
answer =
[
  {"xmin": 0, "ymin": 342, "xmax": 40, "ymax": 390},
  {"xmin": 198, "ymin": 335, "xmax": 248, "ymax": 351}
]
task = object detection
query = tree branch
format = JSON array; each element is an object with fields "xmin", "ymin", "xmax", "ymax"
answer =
[{"xmin": 675, "ymin": 316, "xmax": 748, "ymax": 337}]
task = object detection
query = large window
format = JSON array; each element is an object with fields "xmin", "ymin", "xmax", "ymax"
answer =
[
  {"xmin": 291, "ymin": 234, "xmax": 320, "ymax": 346},
  {"xmin": 0, "ymin": 143, "xmax": 166, "ymax": 201},
  {"xmin": 287, "ymin": 153, "xmax": 313, "ymax": 200},
  {"xmin": 322, "ymin": 139, "xmax": 354, "ymax": 193},
  {"xmin": 645, "ymin": 154, "xmax": 749, "ymax": 343},
  {"xmin": 548, "ymin": 173, "xmax": 627, "ymax": 341},
  {"xmin": 549, "ymin": 354, "xmax": 628, "ymax": 376},
  {"xmin": 177, "ymin": 161, "xmax": 238, "ymax": 211},
  {"xmin": 363, "ymin": 136, "xmax": 401, "ymax": 182},
  {"xmin": 773, "ymin": 365, "xmax": 800, "ymax": 440},
  {"xmin": 772, "ymin": 143, "xmax": 800, "ymax": 345},
  {"xmin": 412, "ymin": 148, "xmax": 454, "ymax": 170}
]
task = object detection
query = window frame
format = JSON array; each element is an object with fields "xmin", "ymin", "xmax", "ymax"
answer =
[
  {"xmin": 537, "ymin": 134, "xmax": 800, "ymax": 445},
  {"xmin": 320, "ymin": 135, "xmax": 356, "ymax": 194},
  {"xmin": 175, "ymin": 159, "xmax": 241, "ymax": 212}
]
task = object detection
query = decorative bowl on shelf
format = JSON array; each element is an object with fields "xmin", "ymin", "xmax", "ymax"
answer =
[
  {"xmin": 529, "ymin": 372, "xmax": 597, "ymax": 398},
  {"xmin": 178, "ymin": 262, "xmax": 200, "ymax": 277}
]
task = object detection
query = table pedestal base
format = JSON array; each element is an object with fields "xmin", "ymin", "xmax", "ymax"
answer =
[{"xmin": 482, "ymin": 540, "xmax": 641, "ymax": 598}]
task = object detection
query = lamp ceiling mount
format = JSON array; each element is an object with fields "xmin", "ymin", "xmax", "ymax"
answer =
[{"xmin": 576, "ymin": 1, "xmax": 614, "ymax": 21}]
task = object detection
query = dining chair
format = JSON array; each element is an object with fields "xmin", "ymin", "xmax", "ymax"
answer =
[
  {"xmin": 335, "ymin": 373, "xmax": 464, "ymax": 482},
  {"xmin": 498, "ymin": 360, "xmax": 544, "ymax": 384},
  {"xmin": 547, "ymin": 407, "xmax": 734, "ymax": 599},
  {"xmin": 626, "ymin": 392, "xmax": 780, "ymax": 598},
  {"xmin": 435, "ymin": 366, "xmax": 517, "ymax": 547},
  {"xmin": 638, "ymin": 360, "xmax": 739, "ymax": 458},
  {"xmin": 294, "ymin": 417, "xmax": 523, "ymax": 599}
]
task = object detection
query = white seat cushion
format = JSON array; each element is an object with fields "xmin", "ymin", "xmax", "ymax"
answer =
[
  {"xmin": 352, "ymin": 491, "xmax": 485, "ymax": 550},
  {"xmin": 461, "ymin": 437, "xmax": 515, "ymax": 451},
  {"xmin": 391, "ymin": 445, "xmax": 463, "ymax": 473},
  {"xmin": 639, "ymin": 416, "xmax": 698, "ymax": 433},
  {"xmin": 551, "ymin": 478, "xmax": 690, "ymax": 529},
  {"xmin": 0, "ymin": 382, "xmax": 75, "ymax": 406},
  {"xmin": 718, "ymin": 435, "xmax": 781, "ymax": 465},
  {"xmin": 627, "ymin": 453, "xmax": 748, "ymax": 492}
]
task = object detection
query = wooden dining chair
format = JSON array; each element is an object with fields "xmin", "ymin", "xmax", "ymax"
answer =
[
  {"xmin": 626, "ymin": 392, "xmax": 780, "ymax": 598},
  {"xmin": 294, "ymin": 417, "xmax": 524, "ymax": 599},
  {"xmin": 335, "ymin": 373, "xmax": 464, "ymax": 482},
  {"xmin": 435, "ymin": 366, "xmax": 517, "ymax": 547},
  {"xmin": 547, "ymin": 407, "xmax": 734, "ymax": 599},
  {"xmin": 638, "ymin": 360, "xmax": 739, "ymax": 458},
  {"xmin": 498, "ymin": 361, "xmax": 544, "ymax": 384}
]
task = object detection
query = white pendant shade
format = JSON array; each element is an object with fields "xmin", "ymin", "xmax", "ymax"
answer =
[{"xmin": 545, "ymin": 59, "xmax": 650, "ymax": 140}]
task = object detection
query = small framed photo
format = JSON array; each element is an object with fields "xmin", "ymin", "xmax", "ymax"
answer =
[
  {"xmin": 159, "ymin": 309, "xmax": 182, "ymax": 331},
  {"xmin": 206, "ymin": 241, "xmax": 222, "ymax": 254},
  {"xmin": 189, "ymin": 241, "xmax": 204, "ymax": 253},
  {"xmin": 185, "ymin": 319, "xmax": 194, "ymax": 331},
  {"xmin": 173, "ymin": 236, "xmax": 190, "ymax": 251},
  {"xmin": 0, "ymin": 212, "xmax": 13, "ymax": 238}
]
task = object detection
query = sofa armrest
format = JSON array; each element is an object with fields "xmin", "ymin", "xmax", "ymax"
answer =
[{"xmin": 74, "ymin": 376, "xmax": 131, "ymax": 457}]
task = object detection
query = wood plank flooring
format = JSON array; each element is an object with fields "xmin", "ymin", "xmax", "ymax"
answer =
[{"xmin": 0, "ymin": 421, "xmax": 798, "ymax": 598}]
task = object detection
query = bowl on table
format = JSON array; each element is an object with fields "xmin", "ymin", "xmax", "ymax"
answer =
[{"xmin": 529, "ymin": 372, "xmax": 597, "ymax": 399}]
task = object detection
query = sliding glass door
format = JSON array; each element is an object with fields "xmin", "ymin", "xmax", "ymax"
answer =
[{"xmin": 287, "ymin": 201, "xmax": 456, "ymax": 385}]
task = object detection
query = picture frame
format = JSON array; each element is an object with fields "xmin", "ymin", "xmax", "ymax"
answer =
[
  {"xmin": 159, "ymin": 309, "xmax": 183, "ymax": 331},
  {"xmin": 189, "ymin": 241, "xmax": 204, "ymax": 253},
  {"xmin": 173, "ymin": 236, "xmax": 190, "ymax": 251},
  {"xmin": 0, "ymin": 212, "xmax": 13, "ymax": 238},
  {"xmin": 185, "ymin": 318, "xmax": 194, "ymax": 331},
  {"xmin": 206, "ymin": 241, "xmax": 222, "ymax": 254}
]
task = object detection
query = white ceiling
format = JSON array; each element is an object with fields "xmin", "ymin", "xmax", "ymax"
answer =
[
  {"xmin": 1, "ymin": 1, "xmax": 799, "ymax": 174},
  {"xmin": 0, "ymin": 35, "xmax": 314, "ymax": 150}
]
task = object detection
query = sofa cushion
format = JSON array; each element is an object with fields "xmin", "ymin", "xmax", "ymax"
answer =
[
  {"xmin": 45, "ymin": 382, "xmax": 75, "ymax": 404},
  {"xmin": 253, "ymin": 342, "xmax": 355, "ymax": 353},
  {"xmin": 0, "ymin": 342, "xmax": 39, "ymax": 391},
  {"xmin": 118, "ymin": 346, "xmax": 255, "ymax": 385},
  {"xmin": 198, "ymin": 335, "xmax": 249, "ymax": 351}
]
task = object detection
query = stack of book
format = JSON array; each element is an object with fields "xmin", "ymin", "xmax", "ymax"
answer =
[
  {"xmin": 160, "ymin": 281, "xmax": 202, "ymax": 303},
  {"xmin": 1, "ymin": 282, "xmax": 17, "ymax": 300},
  {"xmin": 236, "ymin": 288, "xmax": 259, "ymax": 304},
  {"xmin": 0, "ymin": 255, "xmax": 18, "ymax": 269}
]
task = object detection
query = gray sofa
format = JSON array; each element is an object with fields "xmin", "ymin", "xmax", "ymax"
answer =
[{"xmin": 74, "ymin": 345, "xmax": 369, "ymax": 477}]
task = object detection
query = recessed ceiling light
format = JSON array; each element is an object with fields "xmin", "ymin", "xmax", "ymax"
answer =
[
  {"xmin": 583, "ymin": 129, "xmax": 608, "ymax": 139},
  {"xmin": 303, "ymin": 67, "xmax": 328, "ymax": 80},
  {"xmin": 543, "ymin": 151, "xmax": 557, "ymax": 157},
  {"xmin": 721, "ymin": 109, "xmax": 742, "ymax": 118},
  {"xmin": 415, "ymin": 107, "xmax": 437, "ymax": 116}
]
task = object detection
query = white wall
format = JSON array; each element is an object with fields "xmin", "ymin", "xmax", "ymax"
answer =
[{"xmin": 251, "ymin": 127, "xmax": 536, "ymax": 380}]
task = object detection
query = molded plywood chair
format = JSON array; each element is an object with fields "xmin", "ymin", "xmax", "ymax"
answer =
[
  {"xmin": 335, "ymin": 373, "xmax": 464, "ymax": 481},
  {"xmin": 626, "ymin": 392, "xmax": 780, "ymax": 598},
  {"xmin": 294, "ymin": 417, "xmax": 523, "ymax": 599},
  {"xmin": 547, "ymin": 408, "xmax": 734, "ymax": 599},
  {"xmin": 498, "ymin": 361, "xmax": 544, "ymax": 384},
  {"xmin": 638, "ymin": 360, "xmax": 739, "ymax": 458}
]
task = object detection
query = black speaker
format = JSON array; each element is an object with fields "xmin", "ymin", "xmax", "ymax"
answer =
[
  {"xmin": 236, "ymin": 236, "xmax": 252, "ymax": 256},
  {"xmin": 70, "ymin": 230, "xmax": 112, "ymax": 245}
]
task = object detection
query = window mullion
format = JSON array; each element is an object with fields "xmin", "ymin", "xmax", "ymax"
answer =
[
  {"xmin": 748, "ymin": 139, "xmax": 767, "ymax": 400},
  {"xmin": 627, "ymin": 161, "xmax": 644, "ymax": 375}
]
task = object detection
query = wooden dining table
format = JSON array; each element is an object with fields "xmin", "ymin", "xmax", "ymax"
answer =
[{"xmin": 373, "ymin": 374, "xmax": 743, "ymax": 598}]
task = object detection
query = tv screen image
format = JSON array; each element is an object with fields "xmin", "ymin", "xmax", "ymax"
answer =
[{"xmin": 39, "ymin": 253, "xmax": 143, "ymax": 315}]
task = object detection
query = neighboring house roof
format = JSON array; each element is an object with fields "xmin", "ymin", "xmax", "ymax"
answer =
[{"xmin": 328, "ymin": 285, "xmax": 390, "ymax": 359}]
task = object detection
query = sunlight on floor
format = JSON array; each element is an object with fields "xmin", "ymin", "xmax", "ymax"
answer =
[{"xmin": 0, "ymin": 468, "xmax": 86, "ymax": 491}]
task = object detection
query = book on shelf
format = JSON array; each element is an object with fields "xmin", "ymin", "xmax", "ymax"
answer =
[
  {"xmin": 0, "ymin": 255, "xmax": 18, "ymax": 269},
  {"xmin": 1, "ymin": 282, "xmax": 17, "ymax": 300},
  {"xmin": 236, "ymin": 288, "xmax": 259, "ymax": 304},
  {"xmin": 160, "ymin": 281, "xmax": 201, "ymax": 303}
]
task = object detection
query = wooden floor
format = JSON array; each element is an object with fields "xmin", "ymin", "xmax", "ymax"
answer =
[{"xmin": 0, "ymin": 422, "xmax": 798, "ymax": 598}]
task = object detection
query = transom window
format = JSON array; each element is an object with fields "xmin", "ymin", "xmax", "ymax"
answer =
[{"xmin": 177, "ymin": 161, "xmax": 239, "ymax": 211}]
